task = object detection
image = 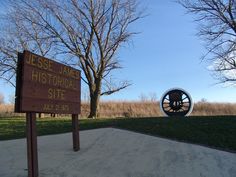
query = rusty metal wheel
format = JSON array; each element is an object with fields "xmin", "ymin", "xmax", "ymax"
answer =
[{"xmin": 160, "ymin": 88, "xmax": 193, "ymax": 117}]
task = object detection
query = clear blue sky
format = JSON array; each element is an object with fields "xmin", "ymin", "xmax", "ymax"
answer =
[{"xmin": 0, "ymin": 0, "xmax": 236, "ymax": 103}]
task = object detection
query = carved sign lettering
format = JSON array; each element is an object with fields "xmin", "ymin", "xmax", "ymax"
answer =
[{"xmin": 15, "ymin": 51, "xmax": 81, "ymax": 114}]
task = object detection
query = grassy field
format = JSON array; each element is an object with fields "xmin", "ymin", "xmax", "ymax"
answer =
[
  {"xmin": 1, "ymin": 101, "xmax": 236, "ymax": 118},
  {"xmin": 1, "ymin": 116, "xmax": 236, "ymax": 152}
]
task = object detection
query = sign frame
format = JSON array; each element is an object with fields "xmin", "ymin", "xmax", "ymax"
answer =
[{"xmin": 15, "ymin": 50, "xmax": 81, "ymax": 114}]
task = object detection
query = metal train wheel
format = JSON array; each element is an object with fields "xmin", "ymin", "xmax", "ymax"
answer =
[{"xmin": 160, "ymin": 88, "xmax": 193, "ymax": 117}]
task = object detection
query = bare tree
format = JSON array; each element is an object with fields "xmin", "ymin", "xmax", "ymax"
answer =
[
  {"xmin": 8, "ymin": 0, "xmax": 143, "ymax": 118},
  {"xmin": 0, "ymin": 2, "xmax": 56, "ymax": 87},
  {"xmin": 178, "ymin": 0, "xmax": 236, "ymax": 84},
  {"xmin": 0, "ymin": 26, "xmax": 20, "ymax": 87},
  {"xmin": 0, "ymin": 93, "xmax": 4, "ymax": 105},
  {"xmin": 8, "ymin": 94, "xmax": 15, "ymax": 104}
]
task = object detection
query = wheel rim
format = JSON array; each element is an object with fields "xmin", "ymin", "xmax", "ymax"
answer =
[{"xmin": 160, "ymin": 88, "xmax": 193, "ymax": 117}]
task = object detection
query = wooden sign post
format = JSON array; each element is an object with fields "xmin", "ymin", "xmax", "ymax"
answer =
[
  {"xmin": 15, "ymin": 51, "xmax": 81, "ymax": 177},
  {"xmin": 26, "ymin": 113, "xmax": 38, "ymax": 177},
  {"xmin": 72, "ymin": 114, "xmax": 80, "ymax": 151}
]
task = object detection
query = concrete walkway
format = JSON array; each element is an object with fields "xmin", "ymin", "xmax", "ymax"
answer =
[{"xmin": 0, "ymin": 128, "xmax": 236, "ymax": 177}]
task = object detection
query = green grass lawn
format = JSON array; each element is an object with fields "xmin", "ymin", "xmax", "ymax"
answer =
[{"xmin": 0, "ymin": 116, "xmax": 236, "ymax": 152}]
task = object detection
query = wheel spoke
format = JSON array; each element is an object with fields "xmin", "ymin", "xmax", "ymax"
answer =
[
  {"xmin": 182, "ymin": 105, "xmax": 190, "ymax": 108},
  {"xmin": 163, "ymin": 102, "xmax": 170, "ymax": 104},
  {"xmin": 182, "ymin": 96, "xmax": 188, "ymax": 100},
  {"xmin": 163, "ymin": 106, "xmax": 171, "ymax": 109},
  {"xmin": 166, "ymin": 107, "xmax": 173, "ymax": 112},
  {"xmin": 164, "ymin": 97, "xmax": 170, "ymax": 101},
  {"xmin": 180, "ymin": 108, "xmax": 185, "ymax": 111}
]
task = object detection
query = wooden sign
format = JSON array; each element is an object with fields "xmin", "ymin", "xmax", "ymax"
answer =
[{"xmin": 15, "ymin": 50, "xmax": 81, "ymax": 114}]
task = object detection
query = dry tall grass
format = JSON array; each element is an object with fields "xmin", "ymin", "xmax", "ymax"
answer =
[
  {"xmin": 82, "ymin": 101, "xmax": 236, "ymax": 117},
  {"xmin": 81, "ymin": 101, "xmax": 161, "ymax": 118},
  {"xmin": 192, "ymin": 102, "xmax": 236, "ymax": 116},
  {"xmin": 0, "ymin": 101, "xmax": 236, "ymax": 118},
  {"xmin": 0, "ymin": 104, "xmax": 22, "ymax": 117}
]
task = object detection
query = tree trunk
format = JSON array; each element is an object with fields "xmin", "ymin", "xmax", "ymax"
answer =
[
  {"xmin": 88, "ymin": 78, "xmax": 102, "ymax": 118},
  {"xmin": 88, "ymin": 92, "xmax": 100, "ymax": 118}
]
